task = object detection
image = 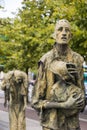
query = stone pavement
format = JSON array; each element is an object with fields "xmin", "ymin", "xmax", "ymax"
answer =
[{"xmin": 0, "ymin": 110, "xmax": 42, "ymax": 130}]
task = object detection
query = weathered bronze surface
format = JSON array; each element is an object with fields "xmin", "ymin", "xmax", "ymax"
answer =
[
  {"xmin": 32, "ymin": 19, "xmax": 86, "ymax": 130},
  {"xmin": 1, "ymin": 70, "xmax": 28, "ymax": 130}
]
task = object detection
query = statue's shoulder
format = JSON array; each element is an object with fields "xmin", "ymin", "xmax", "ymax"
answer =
[
  {"xmin": 5, "ymin": 70, "xmax": 27, "ymax": 80},
  {"xmin": 39, "ymin": 49, "xmax": 53, "ymax": 64},
  {"xmin": 14, "ymin": 70, "xmax": 27, "ymax": 80},
  {"xmin": 73, "ymin": 51, "xmax": 83, "ymax": 61},
  {"xmin": 15, "ymin": 70, "xmax": 27, "ymax": 76},
  {"xmin": 71, "ymin": 50, "xmax": 84, "ymax": 65}
]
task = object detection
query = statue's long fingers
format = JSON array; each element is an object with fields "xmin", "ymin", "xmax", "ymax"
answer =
[
  {"xmin": 76, "ymin": 100, "xmax": 84, "ymax": 107},
  {"xmin": 73, "ymin": 93, "xmax": 82, "ymax": 100}
]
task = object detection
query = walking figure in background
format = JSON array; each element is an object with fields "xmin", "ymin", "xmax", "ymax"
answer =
[
  {"xmin": 1, "ymin": 70, "xmax": 28, "ymax": 130},
  {"xmin": 32, "ymin": 19, "xmax": 86, "ymax": 130}
]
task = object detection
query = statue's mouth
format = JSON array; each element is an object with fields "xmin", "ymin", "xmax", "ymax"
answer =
[{"xmin": 61, "ymin": 37, "xmax": 67, "ymax": 40}]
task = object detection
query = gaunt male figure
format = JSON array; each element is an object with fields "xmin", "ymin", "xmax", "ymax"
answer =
[{"xmin": 32, "ymin": 19, "xmax": 85, "ymax": 130}]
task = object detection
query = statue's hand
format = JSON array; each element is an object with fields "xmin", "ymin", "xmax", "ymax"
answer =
[
  {"xmin": 64, "ymin": 63, "xmax": 79, "ymax": 84},
  {"xmin": 64, "ymin": 92, "xmax": 85, "ymax": 109},
  {"xmin": 66, "ymin": 63, "xmax": 78, "ymax": 79}
]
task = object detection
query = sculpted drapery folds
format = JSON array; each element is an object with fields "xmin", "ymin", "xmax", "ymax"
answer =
[
  {"xmin": 32, "ymin": 19, "xmax": 85, "ymax": 130},
  {"xmin": 1, "ymin": 70, "xmax": 28, "ymax": 130}
]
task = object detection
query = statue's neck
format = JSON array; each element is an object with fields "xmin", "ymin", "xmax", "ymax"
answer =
[{"xmin": 54, "ymin": 42, "xmax": 69, "ymax": 56}]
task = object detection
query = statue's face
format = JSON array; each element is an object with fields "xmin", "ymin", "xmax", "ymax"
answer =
[{"xmin": 55, "ymin": 20, "xmax": 71, "ymax": 44}]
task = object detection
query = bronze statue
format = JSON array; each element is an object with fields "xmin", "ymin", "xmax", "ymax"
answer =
[
  {"xmin": 32, "ymin": 19, "xmax": 86, "ymax": 130},
  {"xmin": 1, "ymin": 70, "xmax": 28, "ymax": 130}
]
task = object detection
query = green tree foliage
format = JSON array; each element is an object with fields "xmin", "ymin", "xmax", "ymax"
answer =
[
  {"xmin": 0, "ymin": 18, "xmax": 22, "ymax": 71},
  {"xmin": 62, "ymin": 0, "xmax": 87, "ymax": 56},
  {"xmin": 0, "ymin": 0, "xmax": 87, "ymax": 71}
]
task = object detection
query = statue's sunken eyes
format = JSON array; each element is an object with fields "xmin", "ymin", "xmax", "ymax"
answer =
[{"xmin": 57, "ymin": 27, "xmax": 70, "ymax": 32}]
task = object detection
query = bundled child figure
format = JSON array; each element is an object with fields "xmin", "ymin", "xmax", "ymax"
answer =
[{"xmin": 1, "ymin": 70, "xmax": 28, "ymax": 130}]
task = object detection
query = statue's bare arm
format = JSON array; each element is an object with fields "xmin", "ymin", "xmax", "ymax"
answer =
[{"xmin": 43, "ymin": 92, "xmax": 84, "ymax": 110}]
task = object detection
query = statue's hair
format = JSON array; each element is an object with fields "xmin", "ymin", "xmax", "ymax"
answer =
[{"xmin": 55, "ymin": 19, "xmax": 70, "ymax": 29}]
